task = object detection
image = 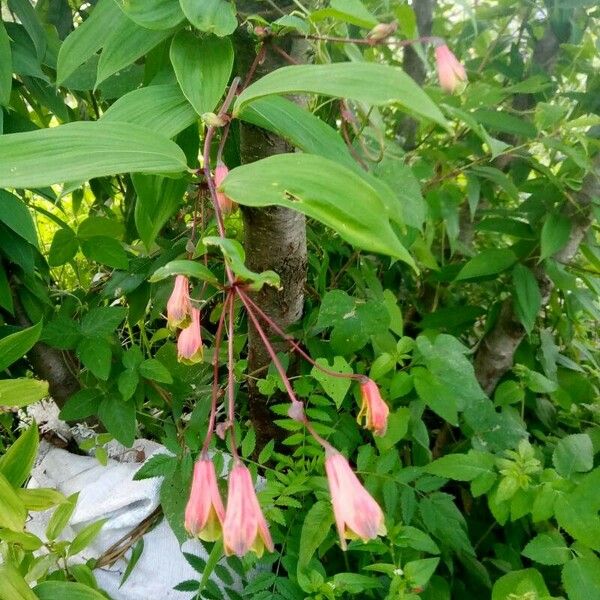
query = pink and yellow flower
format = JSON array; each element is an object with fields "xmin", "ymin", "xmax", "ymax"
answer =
[
  {"xmin": 357, "ymin": 378, "xmax": 389, "ymax": 436},
  {"xmin": 223, "ymin": 462, "xmax": 274, "ymax": 557},
  {"xmin": 325, "ymin": 450, "xmax": 386, "ymax": 550},
  {"xmin": 166, "ymin": 275, "xmax": 192, "ymax": 329},
  {"xmin": 184, "ymin": 457, "xmax": 225, "ymax": 542},
  {"xmin": 214, "ymin": 162, "xmax": 235, "ymax": 215},
  {"xmin": 177, "ymin": 308, "xmax": 203, "ymax": 364},
  {"xmin": 435, "ymin": 44, "xmax": 467, "ymax": 93}
]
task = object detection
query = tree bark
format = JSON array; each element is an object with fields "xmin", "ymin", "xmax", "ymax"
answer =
[{"xmin": 235, "ymin": 7, "xmax": 308, "ymax": 446}]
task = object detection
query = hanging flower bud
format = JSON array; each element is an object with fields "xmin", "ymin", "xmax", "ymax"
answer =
[
  {"xmin": 166, "ymin": 275, "xmax": 192, "ymax": 329},
  {"xmin": 325, "ymin": 450, "xmax": 386, "ymax": 550},
  {"xmin": 223, "ymin": 462, "xmax": 274, "ymax": 557},
  {"xmin": 434, "ymin": 43, "xmax": 467, "ymax": 93},
  {"xmin": 214, "ymin": 162, "xmax": 235, "ymax": 215},
  {"xmin": 367, "ymin": 21, "xmax": 398, "ymax": 42},
  {"xmin": 357, "ymin": 378, "xmax": 389, "ymax": 436},
  {"xmin": 184, "ymin": 457, "xmax": 225, "ymax": 542},
  {"xmin": 177, "ymin": 308, "xmax": 203, "ymax": 364}
]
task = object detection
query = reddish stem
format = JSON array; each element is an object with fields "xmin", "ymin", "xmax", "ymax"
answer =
[
  {"xmin": 226, "ymin": 290, "xmax": 240, "ymax": 459},
  {"xmin": 242, "ymin": 44, "xmax": 267, "ymax": 91},
  {"xmin": 299, "ymin": 33, "xmax": 441, "ymax": 48}
]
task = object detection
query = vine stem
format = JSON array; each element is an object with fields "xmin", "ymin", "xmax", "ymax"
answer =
[
  {"xmin": 201, "ymin": 290, "xmax": 233, "ymax": 457},
  {"xmin": 237, "ymin": 288, "xmax": 364, "ymax": 383},
  {"xmin": 297, "ymin": 33, "xmax": 442, "ymax": 48},
  {"xmin": 227, "ymin": 289, "xmax": 240, "ymax": 459}
]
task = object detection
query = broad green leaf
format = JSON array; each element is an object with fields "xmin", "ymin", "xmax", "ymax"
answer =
[
  {"xmin": 491, "ymin": 569, "xmax": 549, "ymax": 600},
  {"xmin": 98, "ymin": 395, "xmax": 137, "ymax": 447},
  {"xmin": 0, "ymin": 321, "xmax": 42, "ymax": 371},
  {"xmin": 69, "ymin": 520, "xmax": 107, "ymax": 556},
  {"xmin": 170, "ymin": 31, "xmax": 234, "ymax": 116},
  {"xmin": 96, "ymin": 18, "xmax": 177, "ymax": 87},
  {"xmin": 311, "ymin": 357, "xmax": 353, "ymax": 409},
  {"xmin": 60, "ymin": 388, "xmax": 104, "ymax": 421},
  {"xmin": 0, "ymin": 122, "xmax": 187, "ymax": 188},
  {"xmin": 0, "ymin": 264, "xmax": 13, "ymax": 313},
  {"xmin": 0, "ymin": 528, "xmax": 43, "ymax": 550},
  {"xmin": 134, "ymin": 453, "xmax": 177, "ymax": 480},
  {"xmin": 149, "ymin": 259, "xmax": 219, "ymax": 285},
  {"xmin": 396, "ymin": 525, "xmax": 440, "ymax": 554},
  {"xmin": 0, "ymin": 190, "xmax": 38, "ymax": 247},
  {"xmin": 0, "ymin": 564, "xmax": 38, "ymax": 600},
  {"xmin": 0, "ymin": 378, "xmax": 49, "ymax": 407},
  {"xmin": 81, "ymin": 307, "xmax": 127, "ymax": 337},
  {"xmin": 203, "ymin": 237, "xmax": 282, "ymax": 290},
  {"xmin": 552, "ymin": 433, "xmax": 594, "ymax": 478},
  {"xmin": 404, "ymin": 557, "xmax": 440, "ymax": 588},
  {"xmin": 312, "ymin": 0, "xmax": 378, "ymax": 28},
  {"xmin": 77, "ymin": 338, "xmax": 112, "ymax": 381},
  {"xmin": 238, "ymin": 96, "xmax": 355, "ymax": 169},
  {"xmin": 118, "ymin": 369, "xmax": 139, "ymax": 401},
  {"xmin": 494, "ymin": 380, "xmax": 524, "ymax": 407},
  {"xmin": 376, "ymin": 407, "xmax": 411, "ymax": 452},
  {"xmin": 562, "ymin": 555, "xmax": 600, "ymax": 600},
  {"xmin": 56, "ymin": 0, "xmax": 123, "ymax": 85},
  {"xmin": 8, "ymin": 0, "xmax": 46, "ymax": 60},
  {"xmin": 17, "ymin": 488, "xmax": 65, "ymax": 511},
  {"xmin": 101, "ymin": 84, "xmax": 196, "ymax": 139},
  {"xmin": 234, "ymin": 63, "xmax": 448, "ymax": 129},
  {"xmin": 456, "ymin": 249, "xmax": 517, "ymax": 280},
  {"xmin": 0, "ymin": 472, "xmax": 26, "ymax": 531},
  {"xmin": 413, "ymin": 367, "xmax": 458, "ymax": 426},
  {"xmin": 220, "ymin": 154, "xmax": 415, "ymax": 266},
  {"xmin": 472, "ymin": 109, "xmax": 537, "ymax": 138},
  {"xmin": 179, "ymin": 0, "xmax": 237, "ymax": 37},
  {"xmin": 540, "ymin": 213, "xmax": 571, "ymax": 261},
  {"xmin": 78, "ymin": 216, "xmax": 124, "ymax": 240},
  {"xmin": 34, "ymin": 581, "xmax": 107, "ymax": 600},
  {"xmin": 469, "ymin": 166, "xmax": 520, "ymax": 200},
  {"xmin": 114, "ymin": 0, "xmax": 185, "ymax": 30},
  {"xmin": 133, "ymin": 172, "xmax": 188, "ymax": 248},
  {"xmin": 521, "ymin": 531, "xmax": 570, "ymax": 566},
  {"xmin": 48, "ymin": 228, "xmax": 79, "ymax": 266},
  {"xmin": 425, "ymin": 450, "xmax": 495, "ymax": 481},
  {"xmin": 0, "ymin": 20, "xmax": 12, "ymax": 106},
  {"xmin": 80, "ymin": 236, "xmax": 128, "ymax": 270},
  {"xmin": 0, "ymin": 424, "xmax": 38, "ymax": 487},
  {"xmin": 139, "ymin": 359, "xmax": 173, "ymax": 384},
  {"xmin": 297, "ymin": 501, "xmax": 333, "ymax": 574},
  {"xmin": 512, "ymin": 264, "xmax": 541, "ymax": 334}
]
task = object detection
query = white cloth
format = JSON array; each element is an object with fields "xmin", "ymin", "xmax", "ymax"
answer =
[{"xmin": 27, "ymin": 441, "xmax": 240, "ymax": 600}]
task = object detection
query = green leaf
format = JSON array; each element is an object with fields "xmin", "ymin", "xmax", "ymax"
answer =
[
  {"xmin": 0, "ymin": 122, "xmax": 187, "ymax": 188},
  {"xmin": 56, "ymin": 0, "xmax": 123, "ymax": 85},
  {"xmin": 0, "ymin": 424, "xmax": 38, "ymax": 488},
  {"xmin": 81, "ymin": 307, "xmax": 127, "ymax": 338},
  {"xmin": 78, "ymin": 216, "xmax": 124, "ymax": 240},
  {"xmin": 522, "ymin": 531, "xmax": 570, "ymax": 566},
  {"xmin": 179, "ymin": 0, "xmax": 237, "ymax": 36},
  {"xmin": 552, "ymin": 433, "xmax": 594, "ymax": 478},
  {"xmin": 60, "ymin": 388, "xmax": 103, "ymax": 421},
  {"xmin": 0, "ymin": 20, "xmax": 13, "ymax": 106},
  {"xmin": 203, "ymin": 237, "xmax": 281, "ymax": 290},
  {"xmin": 101, "ymin": 84, "xmax": 196, "ymax": 139},
  {"xmin": 425, "ymin": 450, "xmax": 495, "ymax": 481},
  {"xmin": 241, "ymin": 428, "xmax": 256, "ymax": 459},
  {"xmin": 70, "ymin": 520, "xmax": 107, "ymax": 556},
  {"xmin": 396, "ymin": 526, "xmax": 440, "ymax": 554},
  {"xmin": 413, "ymin": 368, "xmax": 458, "ymax": 425},
  {"xmin": 238, "ymin": 96, "xmax": 355, "ymax": 169},
  {"xmin": 456, "ymin": 249, "xmax": 517, "ymax": 280},
  {"xmin": 77, "ymin": 338, "xmax": 112, "ymax": 381},
  {"xmin": 133, "ymin": 453, "xmax": 177, "ymax": 480},
  {"xmin": 0, "ymin": 564, "xmax": 38, "ymax": 600},
  {"xmin": 234, "ymin": 63, "xmax": 447, "ymax": 129},
  {"xmin": 46, "ymin": 492, "xmax": 78, "ymax": 541},
  {"xmin": 491, "ymin": 569, "xmax": 550, "ymax": 600},
  {"xmin": 160, "ymin": 461, "xmax": 191, "ymax": 544},
  {"xmin": 170, "ymin": 31, "xmax": 234, "ymax": 116},
  {"xmin": 494, "ymin": 380, "xmax": 524, "ymax": 407},
  {"xmin": 0, "ymin": 265, "xmax": 13, "ymax": 314},
  {"xmin": 118, "ymin": 369, "xmax": 139, "ymax": 401},
  {"xmin": 149, "ymin": 259, "xmax": 219, "ymax": 285},
  {"xmin": 48, "ymin": 228, "xmax": 79, "ymax": 266},
  {"xmin": 512, "ymin": 264, "xmax": 541, "ymax": 334},
  {"xmin": 311, "ymin": 357, "xmax": 353, "ymax": 409},
  {"xmin": 404, "ymin": 557, "xmax": 440, "ymax": 588},
  {"xmin": 8, "ymin": 0, "xmax": 46, "ymax": 60},
  {"xmin": 33, "ymin": 581, "xmax": 107, "ymax": 600},
  {"xmin": 562, "ymin": 555, "xmax": 600, "ymax": 600},
  {"xmin": 0, "ymin": 472, "xmax": 27, "ymax": 531},
  {"xmin": 0, "ymin": 528, "xmax": 43, "ymax": 551},
  {"xmin": 139, "ymin": 359, "xmax": 173, "ymax": 384},
  {"xmin": 0, "ymin": 378, "xmax": 49, "ymax": 407},
  {"xmin": 96, "ymin": 18, "xmax": 177, "ymax": 87},
  {"xmin": 114, "ymin": 0, "xmax": 185, "ymax": 30},
  {"xmin": 17, "ymin": 487, "xmax": 66, "ymax": 511},
  {"xmin": 312, "ymin": 0, "xmax": 378, "ymax": 28},
  {"xmin": 0, "ymin": 321, "xmax": 42, "ymax": 371},
  {"xmin": 297, "ymin": 501, "xmax": 333, "ymax": 575},
  {"xmin": 98, "ymin": 395, "xmax": 136, "ymax": 447},
  {"xmin": 80, "ymin": 236, "xmax": 129, "ymax": 270},
  {"xmin": 0, "ymin": 190, "xmax": 38, "ymax": 247},
  {"xmin": 133, "ymin": 172, "xmax": 188, "ymax": 248},
  {"xmin": 540, "ymin": 213, "xmax": 571, "ymax": 261},
  {"xmin": 376, "ymin": 408, "xmax": 411, "ymax": 452},
  {"xmin": 220, "ymin": 154, "xmax": 415, "ymax": 266}
]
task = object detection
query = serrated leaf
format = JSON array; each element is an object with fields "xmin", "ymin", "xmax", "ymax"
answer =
[
  {"xmin": 552, "ymin": 433, "xmax": 594, "ymax": 478},
  {"xmin": 297, "ymin": 501, "xmax": 333, "ymax": 579},
  {"xmin": 522, "ymin": 531, "xmax": 570, "ymax": 566},
  {"xmin": 139, "ymin": 359, "xmax": 173, "ymax": 384},
  {"xmin": 425, "ymin": 451, "xmax": 495, "ymax": 481},
  {"xmin": 98, "ymin": 395, "xmax": 137, "ymax": 447},
  {"xmin": 562, "ymin": 555, "xmax": 600, "ymax": 600},
  {"xmin": 133, "ymin": 453, "xmax": 177, "ymax": 480},
  {"xmin": 48, "ymin": 228, "xmax": 79, "ymax": 266}
]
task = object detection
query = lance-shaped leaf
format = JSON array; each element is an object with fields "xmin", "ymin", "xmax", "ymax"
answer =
[
  {"xmin": 0, "ymin": 122, "xmax": 187, "ymax": 188},
  {"xmin": 149, "ymin": 259, "xmax": 219, "ymax": 286},
  {"xmin": 203, "ymin": 237, "xmax": 281, "ymax": 291},
  {"xmin": 0, "ymin": 321, "xmax": 42, "ymax": 371},
  {"xmin": 220, "ymin": 154, "xmax": 415, "ymax": 267},
  {"xmin": 233, "ymin": 63, "xmax": 448, "ymax": 128},
  {"xmin": 114, "ymin": 0, "xmax": 185, "ymax": 30},
  {"xmin": 170, "ymin": 31, "xmax": 234, "ymax": 117},
  {"xmin": 0, "ymin": 20, "xmax": 12, "ymax": 106}
]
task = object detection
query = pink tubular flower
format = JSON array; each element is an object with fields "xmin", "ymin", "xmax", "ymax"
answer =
[
  {"xmin": 184, "ymin": 457, "xmax": 225, "ymax": 542},
  {"xmin": 214, "ymin": 162, "xmax": 235, "ymax": 215},
  {"xmin": 357, "ymin": 378, "xmax": 389, "ymax": 436},
  {"xmin": 435, "ymin": 44, "xmax": 467, "ymax": 93},
  {"xmin": 177, "ymin": 307, "xmax": 203, "ymax": 364},
  {"xmin": 325, "ymin": 450, "xmax": 386, "ymax": 550},
  {"xmin": 223, "ymin": 462, "xmax": 274, "ymax": 557},
  {"xmin": 166, "ymin": 275, "xmax": 192, "ymax": 329}
]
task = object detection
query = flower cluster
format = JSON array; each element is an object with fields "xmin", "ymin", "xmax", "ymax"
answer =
[{"xmin": 166, "ymin": 275, "xmax": 203, "ymax": 364}]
